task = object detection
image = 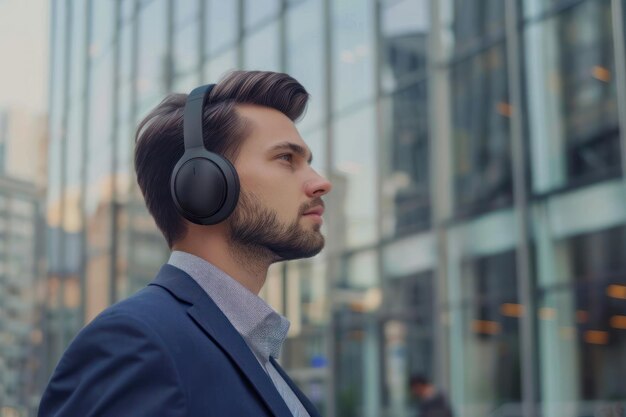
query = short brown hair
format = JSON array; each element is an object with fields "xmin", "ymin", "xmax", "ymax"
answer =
[{"xmin": 134, "ymin": 71, "xmax": 309, "ymax": 247}]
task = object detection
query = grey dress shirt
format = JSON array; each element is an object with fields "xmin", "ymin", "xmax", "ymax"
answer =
[{"xmin": 168, "ymin": 251, "xmax": 311, "ymax": 417}]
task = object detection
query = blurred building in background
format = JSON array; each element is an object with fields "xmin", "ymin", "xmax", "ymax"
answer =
[
  {"xmin": 42, "ymin": 0, "xmax": 626, "ymax": 416},
  {"xmin": 0, "ymin": 108, "xmax": 47, "ymax": 417}
]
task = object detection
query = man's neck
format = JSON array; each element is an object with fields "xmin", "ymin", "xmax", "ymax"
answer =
[{"xmin": 172, "ymin": 231, "xmax": 272, "ymax": 294}]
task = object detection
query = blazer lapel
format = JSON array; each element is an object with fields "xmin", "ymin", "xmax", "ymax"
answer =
[
  {"xmin": 149, "ymin": 265, "xmax": 293, "ymax": 417},
  {"xmin": 270, "ymin": 357, "xmax": 323, "ymax": 417}
]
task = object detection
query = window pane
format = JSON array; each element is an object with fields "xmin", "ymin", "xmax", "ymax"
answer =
[
  {"xmin": 244, "ymin": 0, "xmax": 280, "ymax": 30},
  {"xmin": 452, "ymin": 251, "xmax": 521, "ymax": 417},
  {"xmin": 286, "ymin": 0, "xmax": 325, "ymax": 131},
  {"xmin": 69, "ymin": 0, "xmax": 86, "ymax": 103},
  {"xmin": 302, "ymin": 128, "xmax": 326, "ymax": 178},
  {"xmin": 137, "ymin": 0, "xmax": 167, "ymax": 114},
  {"xmin": 64, "ymin": 103, "xmax": 84, "ymax": 236},
  {"xmin": 332, "ymin": 106, "xmax": 378, "ymax": 247},
  {"xmin": 119, "ymin": 20, "xmax": 134, "ymax": 86},
  {"xmin": 206, "ymin": 0, "xmax": 238, "ymax": 55},
  {"xmin": 440, "ymin": 0, "xmax": 505, "ymax": 59},
  {"xmin": 174, "ymin": 17, "xmax": 200, "ymax": 76},
  {"xmin": 331, "ymin": 0, "xmax": 375, "ymax": 111},
  {"xmin": 85, "ymin": 48, "xmax": 114, "ymax": 320},
  {"xmin": 90, "ymin": 1, "xmax": 115, "ymax": 59},
  {"xmin": 525, "ymin": 0, "xmax": 619, "ymax": 193},
  {"xmin": 381, "ymin": 82, "xmax": 430, "ymax": 238},
  {"xmin": 243, "ymin": 22, "xmax": 280, "ymax": 71},
  {"xmin": 381, "ymin": 272, "xmax": 435, "ymax": 414},
  {"xmin": 538, "ymin": 226, "xmax": 626, "ymax": 415},
  {"xmin": 451, "ymin": 44, "xmax": 512, "ymax": 215},
  {"xmin": 380, "ymin": 0, "xmax": 430, "ymax": 92},
  {"xmin": 206, "ymin": 48, "xmax": 237, "ymax": 81},
  {"xmin": 174, "ymin": 0, "xmax": 199, "ymax": 27}
]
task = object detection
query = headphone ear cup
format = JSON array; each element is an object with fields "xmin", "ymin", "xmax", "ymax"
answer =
[{"xmin": 171, "ymin": 150, "xmax": 240, "ymax": 225}]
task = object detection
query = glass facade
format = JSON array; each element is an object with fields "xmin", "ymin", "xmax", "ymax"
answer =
[{"xmin": 39, "ymin": 1, "xmax": 626, "ymax": 417}]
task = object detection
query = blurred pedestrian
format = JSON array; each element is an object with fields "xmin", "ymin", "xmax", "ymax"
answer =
[
  {"xmin": 38, "ymin": 71, "xmax": 331, "ymax": 417},
  {"xmin": 409, "ymin": 373, "xmax": 454, "ymax": 417}
]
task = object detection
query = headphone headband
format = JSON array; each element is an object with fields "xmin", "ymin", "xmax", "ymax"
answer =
[{"xmin": 183, "ymin": 84, "xmax": 215, "ymax": 150}]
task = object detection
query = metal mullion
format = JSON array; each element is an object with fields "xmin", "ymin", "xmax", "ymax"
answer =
[
  {"xmin": 322, "ymin": 0, "xmax": 337, "ymax": 415},
  {"xmin": 109, "ymin": 0, "xmax": 122, "ymax": 304},
  {"xmin": 165, "ymin": 0, "xmax": 174, "ymax": 92},
  {"xmin": 59, "ymin": 0, "xmax": 72, "ymax": 349},
  {"xmin": 610, "ymin": 0, "xmax": 626, "ymax": 191},
  {"xmin": 78, "ymin": 0, "xmax": 92, "ymax": 328},
  {"xmin": 127, "ymin": 0, "xmax": 140, "ymax": 286},
  {"xmin": 279, "ymin": 0, "xmax": 287, "ymax": 72},
  {"xmin": 237, "ymin": 0, "xmax": 244, "ymax": 68},
  {"xmin": 372, "ymin": 0, "xmax": 383, "ymax": 414},
  {"xmin": 429, "ymin": 0, "xmax": 454, "ymax": 394},
  {"xmin": 198, "ymin": 0, "xmax": 206, "ymax": 82},
  {"xmin": 43, "ymin": 0, "xmax": 59, "ymax": 381},
  {"xmin": 505, "ymin": 2, "xmax": 537, "ymax": 417}
]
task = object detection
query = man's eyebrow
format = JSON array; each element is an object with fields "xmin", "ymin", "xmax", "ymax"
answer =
[{"xmin": 269, "ymin": 142, "xmax": 313, "ymax": 164}]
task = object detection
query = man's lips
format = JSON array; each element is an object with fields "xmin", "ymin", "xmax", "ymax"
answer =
[{"xmin": 302, "ymin": 206, "xmax": 325, "ymax": 216}]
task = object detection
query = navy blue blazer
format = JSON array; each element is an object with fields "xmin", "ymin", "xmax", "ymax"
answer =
[{"xmin": 39, "ymin": 264, "xmax": 322, "ymax": 417}]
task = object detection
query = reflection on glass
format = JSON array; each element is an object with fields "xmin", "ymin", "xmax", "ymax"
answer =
[
  {"xmin": 173, "ymin": 71, "xmax": 201, "ymax": 92},
  {"xmin": 286, "ymin": 0, "xmax": 325, "ymax": 131},
  {"xmin": 85, "ymin": 51, "xmax": 114, "ymax": 322},
  {"xmin": 301, "ymin": 128, "xmax": 326, "ymax": 178},
  {"xmin": 137, "ymin": 0, "xmax": 167, "ymax": 114},
  {"xmin": 380, "ymin": 0, "xmax": 430, "ymax": 92},
  {"xmin": 524, "ymin": 0, "xmax": 579, "ymax": 19},
  {"xmin": 332, "ymin": 106, "xmax": 378, "ymax": 248},
  {"xmin": 332, "ymin": 0, "xmax": 375, "ymax": 111},
  {"xmin": 382, "ymin": 271, "xmax": 434, "ymax": 415},
  {"xmin": 64, "ymin": 103, "xmax": 84, "ymax": 236},
  {"xmin": 344, "ymin": 249, "xmax": 378, "ymax": 289},
  {"xmin": 451, "ymin": 44, "xmax": 512, "ymax": 215},
  {"xmin": 244, "ymin": 0, "xmax": 280, "ymax": 29},
  {"xmin": 452, "ymin": 251, "xmax": 521, "ymax": 417},
  {"xmin": 206, "ymin": 48, "xmax": 238, "ymax": 81},
  {"xmin": 174, "ymin": 0, "xmax": 199, "ymax": 26},
  {"xmin": 90, "ymin": 1, "xmax": 115, "ymax": 60},
  {"xmin": 335, "ymin": 302, "xmax": 380, "ymax": 417},
  {"xmin": 206, "ymin": 0, "xmax": 239, "ymax": 55},
  {"xmin": 119, "ymin": 21, "xmax": 134, "ymax": 86},
  {"xmin": 536, "ymin": 225, "xmax": 626, "ymax": 415},
  {"xmin": 50, "ymin": 0, "xmax": 66, "ymax": 141},
  {"xmin": 122, "ymin": 0, "xmax": 135, "ymax": 22},
  {"xmin": 538, "ymin": 226, "xmax": 626, "ymax": 415},
  {"xmin": 441, "ymin": 0, "xmax": 505, "ymax": 58},
  {"xmin": 301, "ymin": 260, "xmax": 328, "ymax": 326},
  {"xmin": 525, "ymin": 0, "xmax": 619, "ymax": 193},
  {"xmin": 69, "ymin": 0, "xmax": 86, "ymax": 102},
  {"xmin": 243, "ymin": 22, "xmax": 280, "ymax": 71},
  {"xmin": 174, "ymin": 17, "xmax": 200, "ymax": 76},
  {"xmin": 381, "ymin": 82, "xmax": 430, "ymax": 237}
]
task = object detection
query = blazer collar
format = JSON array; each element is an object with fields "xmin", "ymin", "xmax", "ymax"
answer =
[
  {"xmin": 149, "ymin": 264, "xmax": 294, "ymax": 417},
  {"xmin": 270, "ymin": 357, "xmax": 323, "ymax": 417}
]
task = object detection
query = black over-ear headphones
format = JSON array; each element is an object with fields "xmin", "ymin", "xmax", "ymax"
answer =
[{"xmin": 170, "ymin": 84, "xmax": 240, "ymax": 225}]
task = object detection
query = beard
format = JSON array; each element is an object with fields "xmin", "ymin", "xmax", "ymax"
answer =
[{"xmin": 227, "ymin": 191, "xmax": 325, "ymax": 262}]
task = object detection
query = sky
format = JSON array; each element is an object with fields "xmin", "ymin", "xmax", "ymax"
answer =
[{"xmin": 0, "ymin": 0, "xmax": 49, "ymax": 114}]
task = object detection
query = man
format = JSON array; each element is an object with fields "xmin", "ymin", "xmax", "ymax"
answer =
[
  {"xmin": 409, "ymin": 374, "xmax": 454, "ymax": 417},
  {"xmin": 39, "ymin": 71, "xmax": 331, "ymax": 416}
]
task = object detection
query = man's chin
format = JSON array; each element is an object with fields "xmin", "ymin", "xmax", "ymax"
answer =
[{"xmin": 272, "ymin": 236, "xmax": 325, "ymax": 261}]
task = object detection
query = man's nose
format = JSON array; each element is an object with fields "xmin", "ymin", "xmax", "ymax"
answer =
[{"xmin": 306, "ymin": 172, "xmax": 332, "ymax": 197}]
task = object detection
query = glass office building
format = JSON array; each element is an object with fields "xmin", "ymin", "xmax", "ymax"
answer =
[
  {"xmin": 43, "ymin": 0, "xmax": 626, "ymax": 416},
  {"xmin": 0, "ymin": 108, "xmax": 47, "ymax": 417}
]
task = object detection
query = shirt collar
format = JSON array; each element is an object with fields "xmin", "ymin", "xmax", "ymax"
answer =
[{"xmin": 167, "ymin": 250, "xmax": 290, "ymax": 361}]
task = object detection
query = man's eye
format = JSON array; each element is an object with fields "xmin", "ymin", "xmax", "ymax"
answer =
[{"xmin": 278, "ymin": 154, "xmax": 293, "ymax": 163}]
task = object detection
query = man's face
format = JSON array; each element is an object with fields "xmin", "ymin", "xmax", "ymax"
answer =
[{"xmin": 227, "ymin": 104, "xmax": 332, "ymax": 261}]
